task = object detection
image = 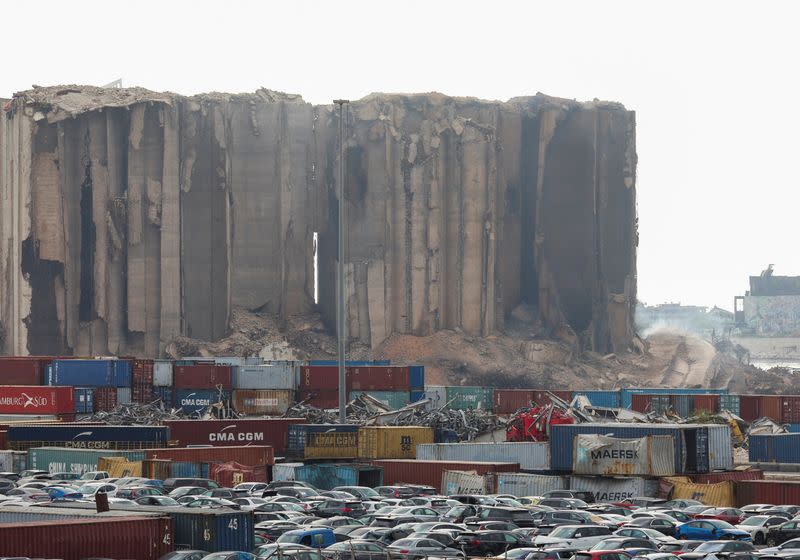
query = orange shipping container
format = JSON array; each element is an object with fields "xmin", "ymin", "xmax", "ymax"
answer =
[
  {"xmin": 694, "ymin": 394, "xmax": 719, "ymax": 413},
  {"xmin": 145, "ymin": 445, "xmax": 274, "ymax": 466}
]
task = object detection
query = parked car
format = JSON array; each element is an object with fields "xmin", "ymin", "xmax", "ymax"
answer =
[
  {"xmin": 278, "ymin": 528, "xmax": 337, "ymax": 548},
  {"xmin": 622, "ymin": 518, "xmax": 678, "ymax": 537},
  {"xmin": 320, "ymin": 540, "xmax": 388, "ymax": 560},
  {"xmin": 533, "ymin": 525, "xmax": 612, "ymax": 549},
  {"xmin": 76, "ymin": 482, "xmax": 118, "ymax": 497},
  {"xmin": 657, "ymin": 540, "xmax": 703, "ymax": 555},
  {"xmin": 734, "ymin": 515, "xmax": 787, "ymax": 544},
  {"xmin": 310, "ymin": 499, "xmax": 366, "ymax": 518},
  {"xmin": 375, "ymin": 486, "xmax": 416, "ymax": 499},
  {"xmin": 440, "ymin": 504, "xmax": 479, "ymax": 523},
  {"xmin": 613, "ymin": 528, "xmax": 676, "ymax": 544},
  {"xmin": 234, "ymin": 482, "xmax": 269, "ymax": 496},
  {"xmin": 203, "ymin": 488, "xmax": 249, "ymax": 500},
  {"xmin": 488, "ymin": 547, "xmax": 544, "ymax": 560},
  {"xmin": 693, "ymin": 508, "xmax": 744, "ymax": 526},
  {"xmin": 675, "ymin": 520, "xmax": 751, "ymax": 541},
  {"xmin": 677, "ymin": 540, "xmax": 756, "ymax": 560},
  {"xmin": 761, "ymin": 537, "xmax": 800, "ymax": 554},
  {"xmin": 455, "ymin": 530, "xmax": 530, "ymax": 556},
  {"xmin": 385, "ymin": 537, "xmax": 464, "ymax": 559},
  {"xmin": 185, "ymin": 497, "xmax": 240, "ymax": 509},
  {"xmin": 590, "ymin": 537, "xmax": 660, "ymax": 555},
  {"xmin": 332, "ymin": 486, "xmax": 381, "ymax": 501},
  {"xmin": 163, "ymin": 478, "xmax": 220, "ymax": 493},
  {"xmin": 465, "ymin": 507, "xmax": 536, "ymax": 528},
  {"xmin": 116, "ymin": 486, "xmax": 163, "ymax": 500},
  {"xmin": 572, "ymin": 551, "xmax": 632, "ymax": 560},
  {"xmin": 542, "ymin": 490, "xmax": 597, "ymax": 504},
  {"xmin": 539, "ymin": 498, "xmax": 589, "ymax": 510},
  {"xmin": 158, "ymin": 551, "xmax": 209, "ymax": 560},
  {"xmin": 766, "ymin": 523, "xmax": 800, "ymax": 547},
  {"xmin": 663, "ymin": 500, "xmax": 704, "ymax": 510},
  {"xmin": 79, "ymin": 471, "xmax": 109, "ymax": 481},
  {"xmin": 198, "ymin": 553, "xmax": 255, "ymax": 560}
]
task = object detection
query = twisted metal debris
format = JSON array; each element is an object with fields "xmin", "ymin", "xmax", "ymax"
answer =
[{"xmin": 80, "ymin": 401, "xmax": 188, "ymax": 425}]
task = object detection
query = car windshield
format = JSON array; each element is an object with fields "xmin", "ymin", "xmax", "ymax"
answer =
[
  {"xmin": 548, "ymin": 527, "xmax": 576, "ymax": 538},
  {"xmin": 695, "ymin": 543, "xmax": 725, "ymax": 553},
  {"xmin": 351, "ymin": 487, "xmax": 379, "ymax": 498},
  {"xmin": 740, "ymin": 516, "xmax": 767, "ymax": 526},
  {"xmin": 592, "ymin": 539, "xmax": 625, "ymax": 550},
  {"xmin": 77, "ymin": 485, "xmax": 99, "ymax": 494},
  {"xmin": 277, "ymin": 534, "xmax": 303, "ymax": 544}
]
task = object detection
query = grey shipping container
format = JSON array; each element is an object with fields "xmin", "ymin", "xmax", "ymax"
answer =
[
  {"xmin": 573, "ymin": 434, "xmax": 675, "ymax": 476},
  {"xmin": 272, "ymin": 463, "xmax": 303, "ymax": 481},
  {"xmin": 442, "ymin": 470, "xmax": 489, "ymax": 495},
  {"xmin": 422, "ymin": 386, "xmax": 447, "ymax": 409},
  {"xmin": 416, "ymin": 442, "xmax": 549, "ymax": 471},
  {"xmin": 28, "ymin": 447, "xmax": 146, "ymax": 474},
  {"xmin": 235, "ymin": 365, "xmax": 295, "ymax": 390},
  {"xmin": 550, "ymin": 423, "xmax": 732, "ymax": 473},
  {"xmin": 569, "ymin": 475, "xmax": 659, "ymax": 502},
  {"xmin": 117, "ymin": 388, "xmax": 132, "ymax": 405},
  {"xmin": 294, "ymin": 463, "xmax": 384, "ymax": 489},
  {"xmin": 0, "ymin": 451, "xmax": 27, "ymax": 473},
  {"xmin": 153, "ymin": 361, "xmax": 173, "ymax": 387},
  {"xmin": 490, "ymin": 473, "xmax": 567, "ymax": 497}
]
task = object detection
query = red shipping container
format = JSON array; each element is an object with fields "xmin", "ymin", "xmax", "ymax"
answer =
[
  {"xmin": 210, "ymin": 461, "xmax": 269, "ymax": 485},
  {"xmin": 493, "ymin": 390, "xmax": 536, "ymax": 413},
  {"xmin": 631, "ymin": 393, "xmax": 652, "ymax": 413},
  {"xmin": 349, "ymin": 366, "xmax": 411, "ymax": 391},
  {"xmin": 761, "ymin": 395, "xmax": 782, "ymax": 422},
  {"xmin": 694, "ymin": 394, "xmax": 720, "ymax": 413},
  {"xmin": 372, "ymin": 459, "xmax": 519, "ymax": 492},
  {"xmin": 173, "ymin": 364, "xmax": 234, "ymax": 390},
  {"xmin": 298, "ymin": 389, "xmax": 340, "ymax": 409},
  {"xmin": 94, "ymin": 386, "xmax": 117, "ymax": 412},
  {"xmin": 299, "ymin": 366, "xmax": 340, "ymax": 390},
  {"xmin": 739, "ymin": 395, "xmax": 760, "ymax": 422},
  {"xmin": 146, "ymin": 444, "xmax": 274, "ymax": 466},
  {"xmin": 0, "ymin": 516, "xmax": 173, "ymax": 560},
  {"xmin": 164, "ymin": 418, "xmax": 306, "ymax": 454},
  {"xmin": 0, "ymin": 386, "xmax": 75, "ymax": 414},
  {"xmin": 132, "ymin": 358, "xmax": 154, "ymax": 383},
  {"xmin": 782, "ymin": 396, "xmax": 800, "ymax": 423},
  {"xmin": 530, "ymin": 390, "xmax": 573, "ymax": 406},
  {"xmin": 0, "ymin": 357, "xmax": 49, "ymax": 385},
  {"xmin": 692, "ymin": 469, "xmax": 764, "ymax": 485},
  {"xmin": 736, "ymin": 480, "xmax": 800, "ymax": 507}
]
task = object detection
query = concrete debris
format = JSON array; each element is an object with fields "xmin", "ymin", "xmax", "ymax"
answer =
[{"xmin": 0, "ymin": 85, "xmax": 638, "ymax": 359}]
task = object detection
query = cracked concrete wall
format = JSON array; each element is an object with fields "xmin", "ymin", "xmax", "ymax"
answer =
[{"xmin": 0, "ymin": 87, "xmax": 636, "ymax": 357}]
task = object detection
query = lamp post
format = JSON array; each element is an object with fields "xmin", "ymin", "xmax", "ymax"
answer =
[{"xmin": 333, "ymin": 99, "xmax": 349, "ymax": 423}]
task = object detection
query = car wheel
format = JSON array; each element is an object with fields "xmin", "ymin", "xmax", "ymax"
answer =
[
  {"xmin": 767, "ymin": 537, "xmax": 777, "ymax": 547},
  {"xmin": 755, "ymin": 533, "xmax": 765, "ymax": 545}
]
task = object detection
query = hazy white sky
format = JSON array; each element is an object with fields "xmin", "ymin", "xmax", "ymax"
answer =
[{"xmin": 2, "ymin": 1, "xmax": 797, "ymax": 311}]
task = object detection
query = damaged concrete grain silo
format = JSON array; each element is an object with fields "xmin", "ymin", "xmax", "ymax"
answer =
[{"xmin": 0, "ymin": 86, "xmax": 636, "ymax": 358}]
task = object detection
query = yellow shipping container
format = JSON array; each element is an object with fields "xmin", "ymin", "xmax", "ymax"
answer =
[
  {"xmin": 358, "ymin": 426, "xmax": 434, "ymax": 459},
  {"xmin": 669, "ymin": 479, "xmax": 735, "ymax": 507},
  {"xmin": 304, "ymin": 431, "xmax": 359, "ymax": 459},
  {"xmin": 98, "ymin": 456, "xmax": 143, "ymax": 478}
]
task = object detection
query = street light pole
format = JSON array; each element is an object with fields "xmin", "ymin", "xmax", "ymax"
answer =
[{"xmin": 334, "ymin": 99, "xmax": 349, "ymax": 424}]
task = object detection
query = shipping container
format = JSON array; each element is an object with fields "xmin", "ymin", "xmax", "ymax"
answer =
[
  {"xmin": 287, "ymin": 424, "xmax": 359, "ymax": 459},
  {"xmin": 168, "ymin": 508, "xmax": 255, "ymax": 552},
  {"xmin": 671, "ymin": 394, "xmax": 695, "ymax": 418},
  {"xmin": 782, "ymin": 396, "xmax": 800, "ymax": 424},
  {"xmin": 308, "ymin": 360, "xmax": 391, "ymax": 366},
  {"xmin": 349, "ymin": 366, "xmax": 411, "ymax": 391},
  {"xmin": 153, "ymin": 386, "xmax": 173, "ymax": 407},
  {"xmin": 173, "ymin": 364, "xmax": 235, "ymax": 390},
  {"xmin": 573, "ymin": 434, "xmax": 675, "ymax": 476},
  {"xmin": 235, "ymin": 364, "xmax": 295, "ymax": 390},
  {"xmin": 348, "ymin": 391, "xmax": 409, "ymax": 410},
  {"xmin": 532, "ymin": 391, "xmax": 574, "ymax": 406},
  {"xmin": 750, "ymin": 433, "xmax": 800, "ymax": 463},
  {"xmin": 694, "ymin": 394, "xmax": 720, "ymax": 414},
  {"xmin": 75, "ymin": 387, "xmax": 94, "ymax": 414},
  {"xmin": 28, "ymin": 447, "xmax": 147, "ymax": 474},
  {"xmin": 489, "ymin": 473, "xmax": 567, "ymax": 497},
  {"xmin": 372, "ymin": 459, "xmax": 519, "ymax": 492},
  {"xmin": 631, "ymin": 394, "xmax": 652, "ymax": 413},
  {"xmin": 0, "ymin": 516, "xmax": 174, "ymax": 560},
  {"xmin": 740, "ymin": 395, "xmax": 782, "ymax": 422},
  {"xmin": 0, "ymin": 357, "xmax": 50, "ymax": 385},
  {"xmin": 154, "ymin": 360, "xmax": 174, "ymax": 386},
  {"xmin": 569, "ymin": 475, "xmax": 659, "ymax": 502},
  {"xmin": 146, "ymin": 445, "xmax": 274, "ymax": 466},
  {"xmin": 739, "ymin": 395, "xmax": 760, "ymax": 422},
  {"xmin": 416, "ymin": 442, "xmax": 550, "ymax": 471},
  {"xmin": 422, "ymin": 386, "xmax": 447, "ymax": 409},
  {"xmin": 410, "ymin": 365, "xmax": 425, "ymax": 389},
  {"xmin": 295, "ymin": 463, "xmax": 384, "ymax": 489},
  {"xmin": 446, "ymin": 386, "xmax": 494, "ymax": 410},
  {"xmin": 719, "ymin": 394, "xmax": 741, "ymax": 415},
  {"xmin": 620, "ymin": 388, "xmax": 728, "ymax": 408},
  {"xmin": 442, "ymin": 470, "xmax": 490, "ymax": 494},
  {"xmin": 789, "ymin": 423, "xmax": 800, "ymax": 433},
  {"xmin": 48, "ymin": 359, "xmax": 132, "ymax": 387},
  {"xmin": 210, "ymin": 461, "xmax": 269, "ymax": 487},
  {"xmin": 409, "ymin": 390, "xmax": 425, "ymax": 403},
  {"xmin": 298, "ymin": 366, "xmax": 340, "ymax": 391},
  {"xmin": 651, "ymin": 394, "xmax": 672, "ymax": 415},
  {"xmin": 0, "ymin": 386, "xmax": 75, "ymax": 415},
  {"xmin": 7, "ymin": 424, "xmax": 168, "ymax": 450},
  {"xmin": 174, "ymin": 389, "xmax": 231, "ymax": 414},
  {"xmin": 550, "ymin": 423, "xmax": 732, "ymax": 473},
  {"xmin": 273, "ymin": 462, "xmax": 303, "ymax": 481},
  {"xmin": 0, "ymin": 431, "xmax": 5, "ymax": 450},
  {"xmin": 0, "ymin": 450, "xmax": 26, "ymax": 472},
  {"xmin": 232, "ymin": 389, "xmax": 294, "ymax": 415},
  {"xmin": 736, "ymin": 480, "xmax": 800, "ymax": 507},
  {"xmin": 170, "ymin": 461, "xmax": 207, "ymax": 478},
  {"xmin": 94, "ymin": 386, "xmax": 117, "ymax": 412},
  {"xmin": 131, "ymin": 382, "xmax": 153, "ymax": 404},
  {"xmin": 573, "ymin": 391, "xmax": 621, "ymax": 408},
  {"xmin": 493, "ymin": 390, "xmax": 536, "ymax": 414},
  {"xmin": 358, "ymin": 426, "xmax": 434, "ymax": 459},
  {"xmin": 297, "ymin": 389, "xmax": 340, "ymax": 409},
  {"xmin": 692, "ymin": 470, "xmax": 764, "ymax": 484},
  {"xmin": 165, "ymin": 418, "xmax": 306, "ymax": 454}
]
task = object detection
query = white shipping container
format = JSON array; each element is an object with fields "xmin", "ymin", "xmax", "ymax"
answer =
[
  {"xmin": 569, "ymin": 475, "xmax": 659, "ymax": 502},
  {"xmin": 116, "ymin": 388, "xmax": 131, "ymax": 405},
  {"xmin": 236, "ymin": 365, "xmax": 295, "ymax": 390},
  {"xmin": 441, "ymin": 470, "xmax": 488, "ymax": 495},
  {"xmin": 573, "ymin": 435, "xmax": 675, "ymax": 476},
  {"xmin": 273, "ymin": 463, "xmax": 304, "ymax": 481},
  {"xmin": 153, "ymin": 361, "xmax": 173, "ymax": 387},
  {"xmin": 0, "ymin": 451, "xmax": 26, "ymax": 473},
  {"xmin": 706, "ymin": 424, "xmax": 733, "ymax": 471},
  {"xmin": 416, "ymin": 442, "xmax": 550, "ymax": 471},
  {"xmin": 492, "ymin": 473, "xmax": 567, "ymax": 497},
  {"xmin": 422, "ymin": 386, "xmax": 447, "ymax": 410}
]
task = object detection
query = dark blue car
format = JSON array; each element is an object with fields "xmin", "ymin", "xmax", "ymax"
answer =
[{"xmin": 676, "ymin": 519, "xmax": 752, "ymax": 541}]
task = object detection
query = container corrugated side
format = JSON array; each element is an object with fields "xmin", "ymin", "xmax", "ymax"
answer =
[
  {"xmin": 372, "ymin": 459, "xmax": 519, "ymax": 492},
  {"xmin": 573, "ymin": 434, "xmax": 675, "ymax": 476},
  {"xmin": 28, "ymin": 447, "xmax": 146, "ymax": 474},
  {"xmin": 693, "ymin": 470, "xmax": 764, "ymax": 484},
  {"xmin": 706, "ymin": 424, "xmax": 733, "ymax": 470},
  {"xmin": 573, "ymin": 391, "xmax": 621, "ymax": 408},
  {"xmin": 348, "ymin": 391, "xmax": 409, "ymax": 411},
  {"xmin": 422, "ymin": 386, "xmax": 447, "ymax": 409},
  {"xmin": 174, "ymin": 389, "xmax": 231, "ymax": 414},
  {"xmin": 719, "ymin": 394, "xmax": 740, "ymax": 415},
  {"xmin": 621, "ymin": 388, "xmax": 728, "ymax": 408},
  {"xmin": 117, "ymin": 387, "xmax": 131, "ymax": 405},
  {"xmin": 232, "ymin": 389, "xmax": 294, "ymax": 415},
  {"xmin": 490, "ymin": 473, "xmax": 567, "ymax": 497},
  {"xmin": 0, "ymin": 450, "xmax": 27, "ymax": 473},
  {"xmin": 303, "ymin": 425, "xmax": 359, "ymax": 459},
  {"xmin": 273, "ymin": 463, "xmax": 303, "ymax": 481},
  {"xmin": 48, "ymin": 359, "xmax": 132, "ymax": 387},
  {"xmin": 442, "ymin": 470, "xmax": 490, "ymax": 494},
  {"xmin": 736, "ymin": 480, "xmax": 800, "ymax": 507},
  {"xmin": 410, "ymin": 365, "xmax": 425, "ymax": 389},
  {"xmin": 169, "ymin": 509, "xmax": 254, "ymax": 552},
  {"xmin": 445, "ymin": 386, "xmax": 494, "ymax": 410},
  {"xmin": 416, "ymin": 442, "xmax": 549, "ymax": 471},
  {"xmin": 358, "ymin": 426, "xmax": 433, "ymax": 459},
  {"xmin": 235, "ymin": 365, "xmax": 295, "ymax": 390},
  {"xmin": 153, "ymin": 360, "xmax": 173, "ymax": 386},
  {"xmin": 146, "ymin": 445, "xmax": 274, "ymax": 466},
  {"xmin": 165, "ymin": 418, "xmax": 306, "ymax": 454},
  {"xmin": 0, "ymin": 516, "xmax": 173, "ymax": 560},
  {"xmin": 493, "ymin": 390, "xmax": 536, "ymax": 414},
  {"xmin": 0, "ymin": 386, "xmax": 75, "ymax": 415},
  {"xmin": 0, "ymin": 357, "xmax": 48, "ymax": 385},
  {"xmin": 7, "ymin": 424, "xmax": 168, "ymax": 450},
  {"xmin": 569, "ymin": 475, "xmax": 658, "ymax": 502},
  {"xmin": 295, "ymin": 463, "xmax": 384, "ymax": 490},
  {"xmin": 750, "ymin": 433, "xmax": 800, "ymax": 463}
]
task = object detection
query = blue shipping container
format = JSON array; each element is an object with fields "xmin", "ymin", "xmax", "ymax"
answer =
[
  {"xmin": 7, "ymin": 424, "xmax": 168, "ymax": 446},
  {"xmin": 295, "ymin": 464, "xmax": 384, "ymax": 490},
  {"xmin": 719, "ymin": 394, "xmax": 741, "ymax": 416},
  {"xmin": 48, "ymin": 359, "xmax": 132, "ymax": 388},
  {"xmin": 153, "ymin": 386, "xmax": 174, "ymax": 407},
  {"xmin": 410, "ymin": 390, "xmax": 425, "ymax": 403},
  {"xmin": 621, "ymin": 387, "xmax": 728, "ymax": 408},
  {"xmin": 174, "ymin": 389, "xmax": 231, "ymax": 414},
  {"xmin": 410, "ymin": 365, "xmax": 425, "ymax": 389},
  {"xmin": 287, "ymin": 424, "xmax": 359, "ymax": 458},
  {"xmin": 573, "ymin": 391, "xmax": 621, "ymax": 408},
  {"xmin": 749, "ymin": 433, "xmax": 800, "ymax": 463},
  {"xmin": 788, "ymin": 424, "xmax": 800, "ymax": 433},
  {"xmin": 169, "ymin": 509, "xmax": 255, "ymax": 552},
  {"xmin": 74, "ymin": 388, "xmax": 94, "ymax": 414},
  {"xmin": 170, "ymin": 461, "xmax": 210, "ymax": 478}
]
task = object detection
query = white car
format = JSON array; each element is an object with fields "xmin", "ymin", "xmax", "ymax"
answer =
[
  {"xmin": 76, "ymin": 482, "xmax": 118, "ymax": 497},
  {"xmin": 233, "ymin": 497, "xmax": 270, "ymax": 511},
  {"xmin": 235, "ymin": 482, "xmax": 269, "ymax": 496},
  {"xmin": 613, "ymin": 527, "xmax": 677, "ymax": 544},
  {"xmin": 735, "ymin": 515, "xmax": 788, "ymax": 545},
  {"xmin": 534, "ymin": 525, "xmax": 612, "ymax": 549}
]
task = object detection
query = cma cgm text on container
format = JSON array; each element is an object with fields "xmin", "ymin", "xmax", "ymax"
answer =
[{"xmin": 165, "ymin": 419, "xmax": 306, "ymax": 454}]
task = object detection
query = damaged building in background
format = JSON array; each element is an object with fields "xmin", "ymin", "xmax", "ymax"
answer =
[{"xmin": 0, "ymin": 86, "xmax": 637, "ymax": 358}]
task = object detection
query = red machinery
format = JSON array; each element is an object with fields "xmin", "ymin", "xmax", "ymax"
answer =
[{"xmin": 506, "ymin": 405, "xmax": 575, "ymax": 442}]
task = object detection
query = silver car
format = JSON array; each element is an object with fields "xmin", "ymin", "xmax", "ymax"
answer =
[{"xmin": 386, "ymin": 538, "xmax": 465, "ymax": 560}]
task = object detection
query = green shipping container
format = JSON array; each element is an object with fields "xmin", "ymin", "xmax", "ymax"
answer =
[
  {"xmin": 348, "ymin": 391, "xmax": 409, "ymax": 410},
  {"xmin": 28, "ymin": 447, "xmax": 146, "ymax": 475},
  {"xmin": 446, "ymin": 387, "xmax": 494, "ymax": 410}
]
